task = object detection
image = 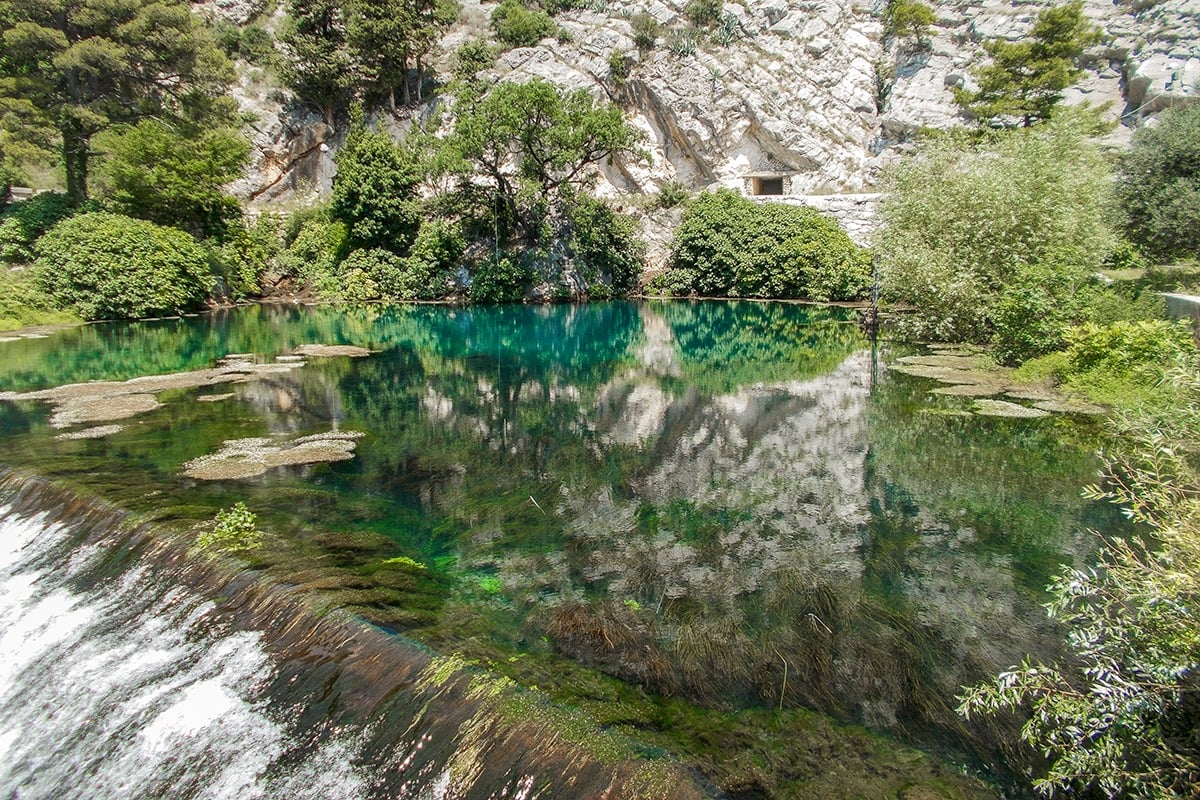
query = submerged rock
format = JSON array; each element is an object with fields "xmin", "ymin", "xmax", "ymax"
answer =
[
  {"xmin": 55, "ymin": 424, "xmax": 125, "ymax": 440},
  {"xmin": 183, "ymin": 431, "xmax": 365, "ymax": 480},
  {"xmin": 292, "ymin": 344, "xmax": 373, "ymax": 358},
  {"xmin": 972, "ymin": 399, "xmax": 1050, "ymax": 419}
]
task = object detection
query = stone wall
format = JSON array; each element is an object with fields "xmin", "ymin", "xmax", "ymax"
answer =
[{"xmin": 748, "ymin": 193, "xmax": 881, "ymax": 247}]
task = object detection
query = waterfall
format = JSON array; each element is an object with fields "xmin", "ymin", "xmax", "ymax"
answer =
[{"xmin": 0, "ymin": 471, "xmax": 711, "ymax": 800}]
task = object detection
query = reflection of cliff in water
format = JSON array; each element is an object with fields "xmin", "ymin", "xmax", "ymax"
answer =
[{"xmin": 456, "ymin": 308, "xmax": 1103, "ymax": 772}]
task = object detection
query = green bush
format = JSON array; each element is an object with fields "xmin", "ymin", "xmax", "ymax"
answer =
[
  {"xmin": 95, "ymin": 119, "xmax": 249, "ymax": 240},
  {"xmin": 683, "ymin": 0, "xmax": 721, "ymax": 27},
  {"xmin": 0, "ymin": 267, "xmax": 80, "ymax": 331},
  {"xmin": 630, "ymin": 12, "xmax": 659, "ymax": 51},
  {"xmin": 331, "ymin": 116, "xmax": 422, "ymax": 254},
  {"xmin": 491, "ymin": 0, "xmax": 557, "ymax": 47},
  {"xmin": 209, "ymin": 215, "xmax": 280, "ymax": 300},
  {"xmin": 34, "ymin": 212, "xmax": 214, "ymax": 320},
  {"xmin": 470, "ymin": 252, "xmax": 533, "ymax": 303},
  {"xmin": 0, "ymin": 193, "xmax": 79, "ymax": 265},
  {"xmin": 608, "ymin": 51, "xmax": 632, "ymax": 85},
  {"xmin": 276, "ymin": 218, "xmax": 347, "ymax": 297},
  {"xmin": 452, "ymin": 39, "xmax": 497, "ymax": 84},
  {"xmin": 1117, "ymin": 103, "xmax": 1200, "ymax": 263},
  {"xmin": 568, "ymin": 197, "xmax": 644, "ymax": 297},
  {"xmin": 283, "ymin": 203, "xmax": 332, "ymax": 247},
  {"xmin": 1065, "ymin": 319, "xmax": 1194, "ymax": 378},
  {"xmin": 665, "ymin": 189, "xmax": 870, "ymax": 301},
  {"xmin": 991, "ymin": 262, "xmax": 1084, "ymax": 364},
  {"xmin": 877, "ymin": 113, "xmax": 1114, "ymax": 343},
  {"xmin": 398, "ymin": 220, "xmax": 464, "ymax": 299}
]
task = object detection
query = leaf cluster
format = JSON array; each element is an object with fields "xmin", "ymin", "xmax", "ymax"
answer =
[
  {"xmin": 954, "ymin": 1, "xmax": 1102, "ymax": 127},
  {"xmin": 33, "ymin": 212, "xmax": 214, "ymax": 320},
  {"xmin": 960, "ymin": 355, "xmax": 1200, "ymax": 798},
  {"xmin": 1116, "ymin": 104, "xmax": 1200, "ymax": 263}
]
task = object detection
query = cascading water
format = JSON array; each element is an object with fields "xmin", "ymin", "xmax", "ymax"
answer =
[{"xmin": 0, "ymin": 474, "xmax": 710, "ymax": 800}]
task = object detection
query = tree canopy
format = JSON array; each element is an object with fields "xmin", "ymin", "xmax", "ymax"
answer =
[
  {"xmin": 954, "ymin": 1, "xmax": 1101, "ymax": 127},
  {"xmin": 0, "ymin": 0, "xmax": 235, "ymax": 203},
  {"xmin": 447, "ymin": 79, "xmax": 641, "ymax": 238},
  {"xmin": 1117, "ymin": 103, "xmax": 1200, "ymax": 263},
  {"xmin": 280, "ymin": 0, "xmax": 354, "ymax": 125}
]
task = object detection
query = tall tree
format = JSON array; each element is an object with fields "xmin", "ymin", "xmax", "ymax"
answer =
[
  {"xmin": 1117, "ymin": 103, "xmax": 1200, "ymax": 262},
  {"xmin": 0, "ymin": 0, "xmax": 234, "ymax": 204},
  {"xmin": 95, "ymin": 119, "xmax": 251, "ymax": 240},
  {"xmin": 330, "ymin": 108, "xmax": 422, "ymax": 253},
  {"xmin": 347, "ymin": 0, "xmax": 457, "ymax": 111},
  {"xmin": 281, "ymin": 0, "xmax": 354, "ymax": 126},
  {"xmin": 954, "ymin": 1, "xmax": 1102, "ymax": 127},
  {"xmin": 447, "ymin": 80, "xmax": 641, "ymax": 238}
]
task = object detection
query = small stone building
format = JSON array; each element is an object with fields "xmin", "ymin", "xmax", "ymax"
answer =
[{"xmin": 741, "ymin": 156, "xmax": 795, "ymax": 196}]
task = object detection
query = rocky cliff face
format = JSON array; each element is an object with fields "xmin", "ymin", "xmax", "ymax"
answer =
[{"xmin": 217, "ymin": 0, "xmax": 1200, "ymax": 227}]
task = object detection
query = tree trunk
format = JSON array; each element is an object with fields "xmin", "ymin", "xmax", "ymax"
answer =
[
  {"xmin": 62, "ymin": 121, "xmax": 90, "ymax": 206},
  {"xmin": 388, "ymin": 87, "xmax": 397, "ymax": 114},
  {"xmin": 400, "ymin": 55, "xmax": 411, "ymax": 106}
]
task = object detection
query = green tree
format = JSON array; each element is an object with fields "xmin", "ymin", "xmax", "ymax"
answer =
[
  {"xmin": 0, "ymin": 0, "xmax": 233, "ymax": 205},
  {"xmin": 883, "ymin": 0, "xmax": 936, "ymax": 49},
  {"xmin": 281, "ymin": 0, "xmax": 354, "ymax": 125},
  {"xmin": 447, "ymin": 79, "xmax": 641, "ymax": 239},
  {"xmin": 94, "ymin": 119, "xmax": 250, "ymax": 240},
  {"xmin": 330, "ymin": 111, "xmax": 422, "ymax": 253},
  {"xmin": 347, "ymin": 0, "xmax": 458, "ymax": 111},
  {"xmin": 954, "ymin": 1, "xmax": 1102, "ymax": 127},
  {"xmin": 1117, "ymin": 103, "xmax": 1200, "ymax": 263},
  {"xmin": 34, "ymin": 212, "xmax": 214, "ymax": 319},
  {"xmin": 876, "ymin": 113, "xmax": 1114, "ymax": 347}
]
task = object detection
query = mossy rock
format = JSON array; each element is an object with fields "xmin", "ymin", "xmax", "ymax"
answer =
[{"xmin": 973, "ymin": 399, "xmax": 1050, "ymax": 418}]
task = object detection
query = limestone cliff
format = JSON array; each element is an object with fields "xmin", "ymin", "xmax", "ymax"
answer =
[{"xmin": 212, "ymin": 0, "xmax": 1200, "ymax": 231}]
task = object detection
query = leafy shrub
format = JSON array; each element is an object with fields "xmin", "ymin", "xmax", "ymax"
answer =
[
  {"xmin": 470, "ymin": 252, "xmax": 533, "ymax": 303},
  {"xmin": 0, "ymin": 268, "xmax": 80, "ymax": 331},
  {"xmin": 655, "ymin": 179, "xmax": 691, "ymax": 209},
  {"xmin": 209, "ymin": 215, "xmax": 280, "ymax": 300},
  {"xmin": 452, "ymin": 39, "xmax": 497, "ymax": 84},
  {"xmin": 491, "ymin": 0, "xmax": 557, "ymax": 47},
  {"xmin": 568, "ymin": 197, "xmax": 644, "ymax": 296},
  {"xmin": 331, "ymin": 116, "xmax": 422, "ymax": 254},
  {"xmin": 991, "ymin": 262, "xmax": 1085, "ymax": 364},
  {"xmin": 608, "ymin": 51, "xmax": 632, "ymax": 85},
  {"xmin": 683, "ymin": 0, "xmax": 721, "ymax": 27},
  {"xmin": 665, "ymin": 189, "xmax": 870, "ymax": 301},
  {"xmin": 197, "ymin": 502, "xmax": 262, "ymax": 554},
  {"xmin": 283, "ymin": 203, "xmax": 332, "ymax": 247},
  {"xmin": 276, "ymin": 218, "xmax": 347, "ymax": 297},
  {"xmin": 1065, "ymin": 319, "xmax": 1194, "ymax": 378},
  {"xmin": 630, "ymin": 12, "xmax": 659, "ymax": 52},
  {"xmin": 34, "ymin": 212, "xmax": 214, "ymax": 320},
  {"xmin": 1117, "ymin": 103, "xmax": 1200, "ymax": 263},
  {"xmin": 877, "ymin": 113, "xmax": 1114, "ymax": 344},
  {"xmin": 398, "ymin": 220, "xmax": 464, "ymax": 299},
  {"xmin": 95, "ymin": 119, "xmax": 249, "ymax": 240},
  {"xmin": 0, "ymin": 193, "xmax": 78, "ymax": 265}
]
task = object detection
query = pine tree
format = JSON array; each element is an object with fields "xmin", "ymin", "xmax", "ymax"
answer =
[
  {"xmin": 281, "ymin": 0, "xmax": 355, "ymax": 126},
  {"xmin": 0, "ymin": 0, "xmax": 234, "ymax": 203},
  {"xmin": 954, "ymin": 1, "xmax": 1102, "ymax": 127}
]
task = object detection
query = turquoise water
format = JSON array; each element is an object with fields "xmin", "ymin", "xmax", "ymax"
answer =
[{"xmin": 0, "ymin": 301, "xmax": 1126, "ymax": 795}]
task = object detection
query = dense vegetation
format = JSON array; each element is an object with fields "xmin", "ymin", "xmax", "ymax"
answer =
[
  {"xmin": 874, "ymin": 7, "xmax": 1200, "ymax": 790},
  {"xmin": 650, "ymin": 189, "xmax": 871, "ymax": 302}
]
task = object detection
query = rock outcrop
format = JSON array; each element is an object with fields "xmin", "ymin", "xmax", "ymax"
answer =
[{"xmin": 213, "ymin": 0, "xmax": 1200, "ymax": 232}]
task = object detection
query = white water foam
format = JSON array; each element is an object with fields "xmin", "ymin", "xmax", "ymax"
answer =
[{"xmin": 0, "ymin": 503, "xmax": 376, "ymax": 800}]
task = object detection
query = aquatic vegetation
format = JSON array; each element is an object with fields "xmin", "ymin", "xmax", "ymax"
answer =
[{"xmin": 196, "ymin": 501, "xmax": 262, "ymax": 553}]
